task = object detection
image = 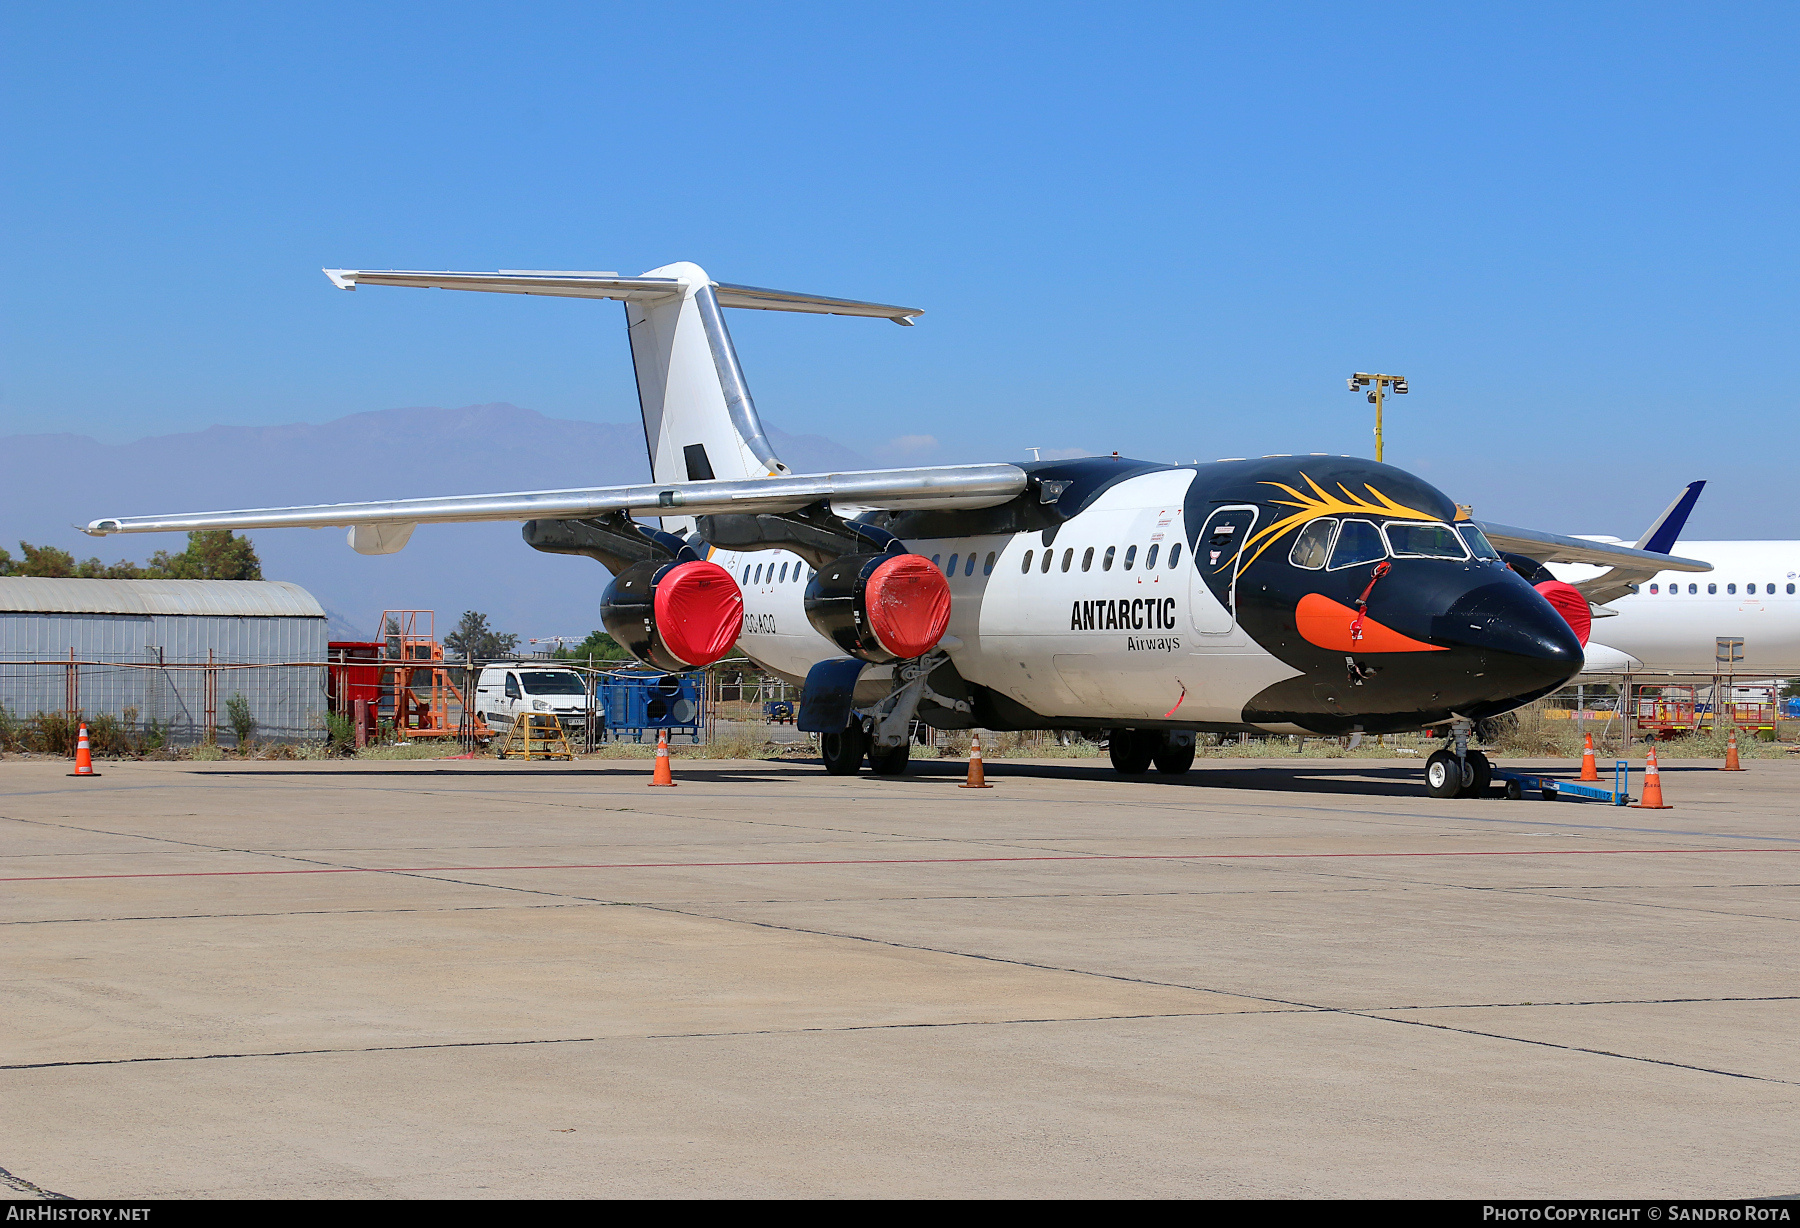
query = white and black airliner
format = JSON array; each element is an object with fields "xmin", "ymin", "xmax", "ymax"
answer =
[{"xmin": 83, "ymin": 263, "xmax": 1710, "ymax": 796}]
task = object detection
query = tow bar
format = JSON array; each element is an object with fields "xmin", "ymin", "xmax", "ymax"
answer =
[{"xmin": 1491, "ymin": 760, "xmax": 1632, "ymax": 805}]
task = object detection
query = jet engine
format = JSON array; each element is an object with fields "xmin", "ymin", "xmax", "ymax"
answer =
[
  {"xmin": 601, "ymin": 559, "xmax": 745, "ymax": 672},
  {"xmin": 804, "ymin": 551, "xmax": 952, "ymax": 663},
  {"xmin": 1533, "ymin": 579, "xmax": 1593, "ymax": 647}
]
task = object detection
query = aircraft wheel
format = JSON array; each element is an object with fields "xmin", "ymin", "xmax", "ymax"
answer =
[
  {"xmin": 1109, "ymin": 730, "xmax": 1154, "ymax": 775},
  {"xmin": 1153, "ymin": 739, "xmax": 1195, "ymax": 775},
  {"xmin": 821, "ymin": 723, "xmax": 870, "ymax": 775},
  {"xmin": 869, "ymin": 741, "xmax": 910, "ymax": 776},
  {"xmin": 1461, "ymin": 750, "xmax": 1492, "ymax": 797},
  {"xmin": 1425, "ymin": 750, "xmax": 1462, "ymax": 798}
]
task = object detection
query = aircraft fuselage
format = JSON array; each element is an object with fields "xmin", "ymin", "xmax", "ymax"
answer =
[{"xmin": 717, "ymin": 455, "xmax": 1584, "ymax": 736}]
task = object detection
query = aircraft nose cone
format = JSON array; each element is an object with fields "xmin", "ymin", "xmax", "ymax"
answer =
[{"xmin": 1428, "ymin": 572, "xmax": 1585, "ymax": 703}]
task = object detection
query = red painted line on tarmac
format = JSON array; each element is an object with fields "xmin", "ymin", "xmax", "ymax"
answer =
[{"xmin": 3, "ymin": 847, "xmax": 1794, "ymax": 884}]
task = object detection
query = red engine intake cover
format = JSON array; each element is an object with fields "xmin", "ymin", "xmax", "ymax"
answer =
[
  {"xmin": 1534, "ymin": 580, "xmax": 1592, "ymax": 647},
  {"xmin": 652, "ymin": 560, "xmax": 745, "ymax": 667},
  {"xmin": 864, "ymin": 554, "xmax": 952, "ymax": 659}
]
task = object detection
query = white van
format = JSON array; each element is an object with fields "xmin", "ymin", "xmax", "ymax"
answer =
[{"xmin": 474, "ymin": 665, "xmax": 595, "ymax": 732}]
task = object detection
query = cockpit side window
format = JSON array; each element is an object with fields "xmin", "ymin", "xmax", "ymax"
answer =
[
  {"xmin": 1328, "ymin": 519, "xmax": 1387, "ymax": 570},
  {"xmin": 1385, "ymin": 521, "xmax": 1470, "ymax": 560},
  {"xmin": 1457, "ymin": 524, "xmax": 1501, "ymax": 560},
  {"xmin": 1289, "ymin": 518, "xmax": 1336, "ymax": 569}
]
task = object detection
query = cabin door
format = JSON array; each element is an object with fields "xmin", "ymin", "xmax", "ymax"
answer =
[{"xmin": 1189, "ymin": 505, "xmax": 1259, "ymax": 635}]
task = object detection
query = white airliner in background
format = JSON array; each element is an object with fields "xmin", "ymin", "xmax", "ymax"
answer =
[
  {"xmin": 1488, "ymin": 479, "xmax": 1800, "ymax": 678},
  {"xmin": 1559, "ymin": 544, "xmax": 1800, "ymax": 677}
]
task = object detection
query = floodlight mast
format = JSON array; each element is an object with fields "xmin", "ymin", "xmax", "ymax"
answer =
[{"xmin": 1347, "ymin": 372, "xmax": 1409, "ymax": 463}]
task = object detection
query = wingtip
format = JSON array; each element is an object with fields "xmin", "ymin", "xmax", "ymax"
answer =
[{"xmin": 323, "ymin": 269, "xmax": 357, "ymax": 290}]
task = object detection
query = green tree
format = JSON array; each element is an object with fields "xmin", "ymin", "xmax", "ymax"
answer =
[
  {"xmin": 553, "ymin": 629, "xmax": 632, "ymax": 661},
  {"xmin": 225, "ymin": 693, "xmax": 257, "ymax": 749},
  {"xmin": 147, "ymin": 530, "xmax": 262, "ymax": 579},
  {"xmin": 0, "ymin": 531, "xmax": 260, "ymax": 580},
  {"xmin": 443, "ymin": 611, "xmax": 519, "ymax": 661}
]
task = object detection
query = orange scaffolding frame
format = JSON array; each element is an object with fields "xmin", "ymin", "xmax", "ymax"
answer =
[{"xmin": 373, "ymin": 610, "xmax": 489, "ymax": 740}]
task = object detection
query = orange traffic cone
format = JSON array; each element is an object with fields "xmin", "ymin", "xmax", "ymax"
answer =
[
  {"xmin": 1579, "ymin": 732, "xmax": 1599, "ymax": 782},
  {"xmin": 1722, "ymin": 728, "xmax": 1746, "ymax": 771},
  {"xmin": 67, "ymin": 722, "xmax": 100, "ymax": 778},
  {"xmin": 958, "ymin": 731, "xmax": 994, "ymax": 789},
  {"xmin": 648, "ymin": 729, "xmax": 676, "ymax": 787},
  {"xmin": 1631, "ymin": 745, "xmax": 1672, "ymax": 809}
]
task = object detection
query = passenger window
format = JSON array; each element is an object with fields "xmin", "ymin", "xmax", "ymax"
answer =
[
  {"xmin": 965, "ymin": 554, "xmax": 975, "ymax": 577},
  {"xmin": 779, "ymin": 562, "xmax": 788, "ymax": 582},
  {"xmin": 931, "ymin": 555, "xmax": 941, "ymax": 568},
  {"xmin": 754, "ymin": 565, "xmax": 763, "ymax": 584},
  {"xmin": 1328, "ymin": 519, "xmax": 1387, "ymax": 569},
  {"xmin": 983, "ymin": 552, "xmax": 996, "ymax": 575},
  {"xmin": 1041, "ymin": 549, "xmax": 1053, "ymax": 573},
  {"xmin": 1167, "ymin": 542, "xmax": 1182, "ymax": 569},
  {"xmin": 1081, "ymin": 547, "xmax": 1094, "ymax": 572},
  {"xmin": 1650, "ymin": 584, "xmax": 1659, "ymax": 594},
  {"xmin": 1021, "ymin": 549, "xmax": 1034, "ymax": 574},
  {"xmin": 1384, "ymin": 521, "xmax": 1469, "ymax": 559},
  {"xmin": 504, "ymin": 674, "xmax": 520, "ymax": 699},
  {"xmin": 742, "ymin": 565, "xmax": 751, "ymax": 583},
  {"xmin": 1103, "ymin": 546, "xmax": 1116, "ymax": 571},
  {"xmin": 1124, "ymin": 545, "xmax": 1137, "ymax": 571},
  {"xmin": 1728, "ymin": 583, "xmax": 1737, "ymax": 595},
  {"xmin": 946, "ymin": 553, "xmax": 959, "ymax": 576},
  {"xmin": 1145, "ymin": 544, "xmax": 1160, "ymax": 568},
  {"xmin": 1708, "ymin": 583, "xmax": 1717, "ymax": 594},
  {"xmin": 1061, "ymin": 548, "xmax": 1073, "ymax": 572},
  {"xmin": 1289, "ymin": 519, "xmax": 1335, "ymax": 569},
  {"xmin": 1690, "ymin": 584, "xmax": 1698, "ymax": 594}
]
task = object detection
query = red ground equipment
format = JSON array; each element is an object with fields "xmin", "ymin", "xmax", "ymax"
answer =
[{"xmin": 329, "ymin": 610, "xmax": 489, "ymax": 742}]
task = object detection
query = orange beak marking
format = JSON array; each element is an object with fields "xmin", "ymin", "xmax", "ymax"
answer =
[{"xmin": 1295, "ymin": 592, "xmax": 1447, "ymax": 654}]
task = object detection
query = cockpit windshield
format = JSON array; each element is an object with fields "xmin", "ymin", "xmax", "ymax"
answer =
[
  {"xmin": 520, "ymin": 671, "xmax": 589, "ymax": 696},
  {"xmin": 1384, "ymin": 521, "xmax": 1470, "ymax": 560},
  {"xmin": 1328, "ymin": 519, "xmax": 1387, "ymax": 569},
  {"xmin": 1456, "ymin": 523, "xmax": 1501, "ymax": 560}
]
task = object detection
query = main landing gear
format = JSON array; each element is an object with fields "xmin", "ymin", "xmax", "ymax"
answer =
[
  {"xmin": 1424, "ymin": 718, "xmax": 1491, "ymax": 798},
  {"xmin": 1107, "ymin": 730, "xmax": 1195, "ymax": 777}
]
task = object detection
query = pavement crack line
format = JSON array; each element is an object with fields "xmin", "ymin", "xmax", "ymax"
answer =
[
  {"xmin": 1348, "ymin": 1010, "xmax": 1800, "ymax": 1085},
  {"xmin": 0, "ymin": 1009, "xmax": 1284, "ymax": 1072},
  {"xmin": 0, "ymin": 1163, "xmax": 71, "ymax": 1200},
  {"xmin": 643, "ymin": 902, "xmax": 1800, "ymax": 1086}
]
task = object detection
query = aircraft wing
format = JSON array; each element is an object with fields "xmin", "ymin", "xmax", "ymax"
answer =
[
  {"xmin": 1474, "ymin": 520, "xmax": 1711, "ymax": 606},
  {"xmin": 83, "ymin": 464, "xmax": 1029, "ymax": 555}
]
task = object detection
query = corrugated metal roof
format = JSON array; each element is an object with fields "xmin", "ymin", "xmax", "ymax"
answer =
[{"xmin": 0, "ymin": 578, "xmax": 326, "ymax": 618}]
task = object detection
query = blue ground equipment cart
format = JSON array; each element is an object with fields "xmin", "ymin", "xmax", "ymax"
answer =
[
  {"xmin": 598, "ymin": 670, "xmax": 705, "ymax": 743},
  {"xmin": 1492, "ymin": 761, "xmax": 1632, "ymax": 804}
]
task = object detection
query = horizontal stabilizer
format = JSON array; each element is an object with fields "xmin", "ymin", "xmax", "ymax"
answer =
[
  {"xmin": 322, "ymin": 269, "xmax": 923, "ymax": 324},
  {"xmin": 84, "ymin": 464, "xmax": 1028, "ymax": 539}
]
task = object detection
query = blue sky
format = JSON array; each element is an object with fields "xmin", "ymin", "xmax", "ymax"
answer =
[{"xmin": 4, "ymin": 2, "xmax": 1797, "ymax": 537}]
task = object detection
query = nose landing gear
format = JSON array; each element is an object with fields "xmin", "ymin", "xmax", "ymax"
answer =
[{"xmin": 1424, "ymin": 718, "xmax": 1492, "ymax": 798}]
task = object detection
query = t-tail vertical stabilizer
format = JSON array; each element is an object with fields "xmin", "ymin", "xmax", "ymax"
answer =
[
  {"xmin": 626, "ymin": 262, "xmax": 789, "ymax": 491},
  {"xmin": 320, "ymin": 262, "xmax": 924, "ymax": 524}
]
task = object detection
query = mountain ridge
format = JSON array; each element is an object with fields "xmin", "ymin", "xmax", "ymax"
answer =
[{"xmin": 1, "ymin": 403, "xmax": 868, "ymax": 638}]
